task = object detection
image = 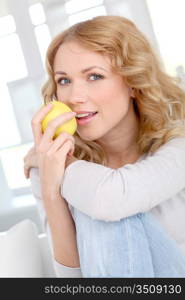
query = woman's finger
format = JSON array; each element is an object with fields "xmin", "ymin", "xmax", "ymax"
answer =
[
  {"xmin": 24, "ymin": 165, "xmax": 30, "ymax": 179},
  {"xmin": 39, "ymin": 111, "xmax": 76, "ymax": 149},
  {"xmin": 23, "ymin": 146, "xmax": 34, "ymax": 162},
  {"xmin": 58, "ymin": 139, "xmax": 74, "ymax": 159},
  {"xmin": 67, "ymin": 145, "xmax": 75, "ymax": 157},
  {"xmin": 31, "ymin": 102, "xmax": 53, "ymax": 145},
  {"xmin": 46, "ymin": 132, "xmax": 75, "ymax": 155}
]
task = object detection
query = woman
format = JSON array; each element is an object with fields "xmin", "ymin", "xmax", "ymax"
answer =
[{"xmin": 24, "ymin": 16, "xmax": 185, "ymax": 277}]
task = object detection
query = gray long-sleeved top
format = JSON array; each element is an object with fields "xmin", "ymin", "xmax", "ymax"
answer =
[{"xmin": 30, "ymin": 137, "xmax": 185, "ymax": 277}]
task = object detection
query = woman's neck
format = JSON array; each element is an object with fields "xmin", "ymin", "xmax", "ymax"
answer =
[
  {"xmin": 105, "ymin": 144, "xmax": 141, "ymax": 169},
  {"xmin": 97, "ymin": 134, "xmax": 141, "ymax": 168},
  {"xmin": 96, "ymin": 104, "xmax": 140, "ymax": 168}
]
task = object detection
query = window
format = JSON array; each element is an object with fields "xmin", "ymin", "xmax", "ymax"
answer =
[
  {"xmin": 68, "ymin": 5, "xmax": 106, "ymax": 25},
  {"xmin": 146, "ymin": 0, "xmax": 185, "ymax": 78},
  {"xmin": 0, "ymin": 34, "xmax": 28, "ymax": 82},
  {"xmin": 34, "ymin": 24, "xmax": 51, "ymax": 66},
  {"xmin": 65, "ymin": 0, "xmax": 106, "ymax": 26},
  {"xmin": 0, "ymin": 83, "xmax": 21, "ymax": 149},
  {"xmin": 0, "ymin": 14, "xmax": 26, "ymax": 149},
  {"xmin": 29, "ymin": 2, "xmax": 51, "ymax": 67},
  {"xmin": 29, "ymin": 2, "xmax": 46, "ymax": 25},
  {"xmin": 0, "ymin": 14, "xmax": 16, "ymax": 37},
  {"xmin": 65, "ymin": 0, "xmax": 104, "ymax": 14},
  {"xmin": 0, "ymin": 142, "xmax": 33, "ymax": 189}
]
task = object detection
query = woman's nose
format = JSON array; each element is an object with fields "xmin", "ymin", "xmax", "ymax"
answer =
[{"xmin": 67, "ymin": 83, "xmax": 88, "ymax": 105}]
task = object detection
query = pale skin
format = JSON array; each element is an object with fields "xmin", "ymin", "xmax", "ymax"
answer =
[
  {"xmin": 24, "ymin": 41, "xmax": 140, "ymax": 267},
  {"xmin": 54, "ymin": 41, "xmax": 140, "ymax": 168},
  {"xmin": 29, "ymin": 103, "xmax": 80, "ymax": 267}
]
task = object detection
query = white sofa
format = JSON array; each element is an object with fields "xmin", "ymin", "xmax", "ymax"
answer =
[
  {"xmin": 0, "ymin": 219, "xmax": 56, "ymax": 277},
  {"xmin": 0, "ymin": 166, "xmax": 59, "ymax": 278}
]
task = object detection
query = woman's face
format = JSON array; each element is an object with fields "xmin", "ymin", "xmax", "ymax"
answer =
[{"xmin": 53, "ymin": 41, "xmax": 136, "ymax": 141}]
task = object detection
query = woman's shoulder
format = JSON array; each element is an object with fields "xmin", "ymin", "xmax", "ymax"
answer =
[{"xmin": 142, "ymin": 137, "xmax": 185, "ymax": 160}]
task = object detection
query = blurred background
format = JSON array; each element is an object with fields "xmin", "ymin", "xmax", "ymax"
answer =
[{"xmin": 0, "ymin": 0, "xmax": 185, "ymax": 233}]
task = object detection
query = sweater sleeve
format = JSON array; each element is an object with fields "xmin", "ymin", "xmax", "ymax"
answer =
[
  {"xmin": 30, "ymin": 168, "xmax": 82, "ymax": 278},
  {"xmin": 61, "ymin": 137, "xmax": 185, "ymax": 221}
]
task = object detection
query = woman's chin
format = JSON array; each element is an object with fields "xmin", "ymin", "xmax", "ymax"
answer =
[{"xmin": 77, "ymin": 130, "xmax": 100, "ymax": 142}]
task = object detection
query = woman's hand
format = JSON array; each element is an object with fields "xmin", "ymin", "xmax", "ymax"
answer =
[
  {"xmin": 23, "ymin": 145, "xmax": 77, "ymax": 179},
  {"xmin": 23, "ymin": 146, "xmax": 38, "ymax": 179},
  {"xmin": 29, "ymin": 103, "xmax": 81, "ymax": 268},
  {"xmin": 31, "ymin": 103, "xmax": 77, "ymax": 199}
]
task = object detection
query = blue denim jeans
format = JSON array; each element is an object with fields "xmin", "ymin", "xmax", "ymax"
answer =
[{"xmin": 73, "ymin": 211, "xmax": 185, "ymax": 277}]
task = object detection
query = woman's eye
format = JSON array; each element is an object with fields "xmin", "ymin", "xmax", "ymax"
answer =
[
  {"xmin": 88, "ymin": 73, "xmax": 104, "ymax": 81},
  {"xmin": 58, "ymin": 78, "xmax": 70, "ymax": 85}
]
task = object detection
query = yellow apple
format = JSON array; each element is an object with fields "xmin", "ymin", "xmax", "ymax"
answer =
[{"xmin": 41, "ymin": 100, "xmax": 77, "ymax": 138}]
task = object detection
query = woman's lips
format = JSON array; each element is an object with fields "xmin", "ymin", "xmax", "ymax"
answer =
[{"xmin": 76, "ymin": 112, "xmax": 98, "ymax": 125}]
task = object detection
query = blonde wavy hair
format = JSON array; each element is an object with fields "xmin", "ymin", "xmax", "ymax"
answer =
[{"xmin": 42, "ymin": 15, "xmax": 185, "ymax": 165}]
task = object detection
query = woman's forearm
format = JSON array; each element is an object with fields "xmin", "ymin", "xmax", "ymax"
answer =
[
  {"xmin": 42, "ymin": 191, "xmax": 80, "ymax": 268},
  {"xmin": 62, "ymin": 137, "xmax": 185, "ymax": 221}
]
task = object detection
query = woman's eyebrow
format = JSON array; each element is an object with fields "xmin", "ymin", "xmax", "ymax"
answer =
[
  {"xmin": 81, "ymin": 66, "xmax": 108, "ymax": 73},
  {"xmin": 54, "ymin": 66, "xmax": 108, "ymax": 75},
  {"xmin": 54, "ymin": 71, "xmax": 67, "ymax": 75}
]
